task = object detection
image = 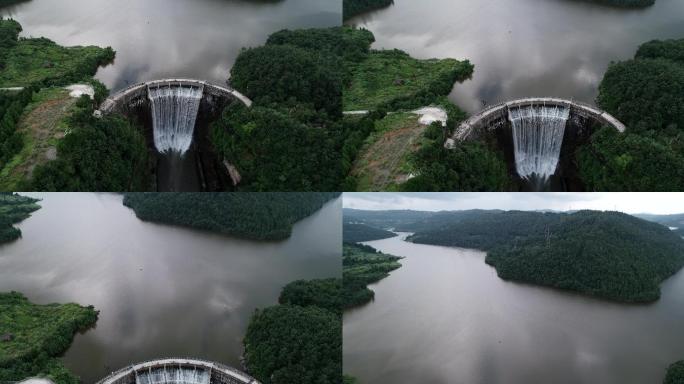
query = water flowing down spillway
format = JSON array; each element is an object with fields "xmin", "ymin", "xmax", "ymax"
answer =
[
  {"xmin": 136, "ymin": 367, "xmax": 210, "ymax": 384},
  {"xmin": 148, "ymin": 85, "xmax": 204, "ymax": 155},
  {"xmin": 508, "ymin": 104, "xmax": 570, "ymax": 180}
]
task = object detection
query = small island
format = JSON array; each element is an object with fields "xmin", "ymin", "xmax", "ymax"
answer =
[{"xmin": 0, "ymin": 292, "xmax": 98, "ymax": 384}]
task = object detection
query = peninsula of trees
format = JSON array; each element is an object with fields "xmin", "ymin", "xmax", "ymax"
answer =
[
  {"xmin": 244, "ymin": 278, "xmax": 342, "ymax": 384},
  {"xmin": 0, "ymin": 292, "xmax": 98, "ymax": 384},
  {"xmin": 343, "ymin": 222, "xmax": 397, "ymax": 243},
  {"xmin": 122, "ymin": 192, "xmax": 339, "ymax": 240},
  {"xmin": 0, "ymin": 193, "xmax": 40, "ymax": 244},
  {"xmin": 342, "ymin": 243, "xmax": 402, "ymax": 308},
  {"xmin": 407, "ymin": 210, "xmax": 684, "ymax": 302}
]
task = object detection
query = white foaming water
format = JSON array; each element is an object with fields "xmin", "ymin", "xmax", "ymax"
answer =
[
  {"xmin": 148, "ymin": 85, "xmax": 204, "ymax": 155},
  {"xmin": 508, "ymin": 104, "xmax": 570, "ymax": 180},
  {"xmin": 136, "ymin": 367, "xmax": 210, "ymax": 384}
]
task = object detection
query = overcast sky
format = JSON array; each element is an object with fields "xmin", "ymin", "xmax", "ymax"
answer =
[{"xmin": 343, "ymin": 193, "xmax": 684, "ymax": 215}]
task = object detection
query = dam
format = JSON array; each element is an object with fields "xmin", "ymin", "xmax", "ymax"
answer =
[
  {"xmin": 97, "ymin": 79, "xmax": 253, "ymax": 191},
  {"xmin": 444, "ymin": 98, "xmax": 626, "ymax": 188},
  {"xmin": 95, "ymin": 358, "xmax": 261, "ymax": 384}
]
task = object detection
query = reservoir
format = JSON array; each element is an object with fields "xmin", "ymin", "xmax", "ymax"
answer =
[
  {"xmin": 0, "ymin": 193, "xmax": 341, "ymax": 384},
  {"xmin": 346, "ymin": 0, "xmax": 684, "ymax": 114},
  {"xmin": 344, "ymin": 233, "xmax": 684, "ymax": 384}
]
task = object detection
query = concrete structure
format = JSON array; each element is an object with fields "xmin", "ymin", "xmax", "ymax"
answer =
[
  {"xmin": 95, "ymin": 358, "xmax": 261, "ymax": 384},
  {"xmin": 99, "ymin": 79, "xmax": 252, "ymax": 114},
  {"xmin": 445, "ymin": 98, "xmax": 626, "ymax": 148}
]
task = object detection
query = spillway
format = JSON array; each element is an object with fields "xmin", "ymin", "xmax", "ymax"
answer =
[
  {"xmin": 508, "ymin": 104, "xmax": 570, "ymax": 180},
  {"xmin": 148, "ymin": 84, "xmax": 204, "ymax": 155},
  {"xmin": 136, "ymin": 367, "xmax": 210, "ymax": 384}
]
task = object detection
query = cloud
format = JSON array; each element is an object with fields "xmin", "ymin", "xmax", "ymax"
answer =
[{"xmin": 343, "ymin": 193, "xmax": 684, "ymax": 215}]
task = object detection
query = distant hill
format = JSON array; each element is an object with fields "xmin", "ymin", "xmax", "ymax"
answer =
[
  {"xmin": 343, "ymin": 222, "xmax": 397, "ymax": 243},
  {"xmin": 408, "ymin": 210, "xmax": 684, "ymax": 302},
  {"xmin": 637, "ymin": 213, "xmax": 684, "ymax": 236},
  {"xmin": 343, "ymin": 208, "xmax": 435, "ymax": 230}
]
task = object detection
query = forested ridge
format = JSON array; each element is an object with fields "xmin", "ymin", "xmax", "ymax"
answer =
[
  {"xmin": 343, "ymin": 222, "xmax": 397, "ymax": 243},
  {"xmin": 0, "ymin": 192, "xmax": 40, "ymax": 244},
  {"xmin": 408, "ymin": 210, "xmax": 684, "ymax": 302},
  {"xmin": 122, "ymin": 192, "xmax": 339, "ymax": 240},
  {"xmin": 0, "ymin": 292, "xmax": 98, "ymax": 384}
]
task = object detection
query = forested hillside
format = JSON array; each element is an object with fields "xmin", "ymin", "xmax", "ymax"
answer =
[
  {"xmin": 664, "ymin": 361, "xmax": 684, "ymax": 384},
  {"xmin": 122, "ymin": 192, "xmax": 339, "ymax": 240},
  {"xmin": 343, "ymin": 222, "xmax": 397, "ymax": 243},
  {"xmin": 408, "ymin": 210, "xmax": 684, "ymax": 302},
  {"xmin": 0, "ymin": 193, "xmax": 40, "ymax": 244}
]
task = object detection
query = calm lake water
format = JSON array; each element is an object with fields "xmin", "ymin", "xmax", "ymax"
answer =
[
  {"xmin": 346, "ymin": 0, "xmax": 684, "ymax": 114},
  {"xmin": 344, "ymin": 234, "xmax": 684, "ymax": 384},
  {"xmin": 0, "ymin": 0, "xmax": 340, "ymax": 91},
  {"xmin": 0, "ymin": 193, "xmax": 341, "ymax": 384}
]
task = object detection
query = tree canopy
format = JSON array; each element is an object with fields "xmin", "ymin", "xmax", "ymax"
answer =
[{"xmin": 0, "ymin": 193, "xmax": 40, "ymax": 244}]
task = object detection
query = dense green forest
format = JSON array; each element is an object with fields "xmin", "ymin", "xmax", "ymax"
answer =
[
  {"xmin": 408, "ymin": 210, "xmax": 684, "ymax": 302},
  {"xmin": 0, "ymin": 292, "xmax": 98, "ymax": 384},
  {"xmin": 0, "ymin": 87, "xmax": 36, "ymax": 176},
  {"xmin": 343, "ymin": 222, "xmax": 397, "ymax": 243},
  {"xmin": 342, "ymin": 243, "xmax": 402, "ymax": 308},
  {"xmin": 0, "ymin": 192, "xmax": 40, "ymax": 244},
  {"xmin": 343, "ymin": 0, "xmax": 393, "ymax": 21},
  {"xmin": 244, "ymin": 278, "xmax": 342, "ymax": 384},
  {"xmin": 664, "ymin": 361, "xmax": 684, "ymax": 384},
  {"xmin": 578, "ymin": 38, "xmax": 684, "ymax": 191},
  {"xmin": 122, "ymin": 192, "xmax": 338, "ymax": 240},
  {"xmin": 212, "ymin": 28, "xmax": 352, "ymax": 191}
]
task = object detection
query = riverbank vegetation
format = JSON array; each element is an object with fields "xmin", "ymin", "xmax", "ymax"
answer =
[
  {"xmin": 0, "ymin": 192, "xmax": 39, "ymax": 244},
  {"xmin": 0, "ymin": 291, "xmax": 98, "ymax": 384},
  {"xmin": 342, "ymin": 243, "xmax": 402, "ymax": 308},
  {"xmin": 245, "ymin": 278, "xmax": 342, "ymax": 384},
  {"xmin": 578, "ymin": 38, "xmax": 684, "ymax": 191},
  {"xmin": 664, "ymin": 361, "xmax": 684, "ymax": 384},
  {"xmin": 343, "ymin": 222, "xmax": 397, "ymax": 243},
  {"xmin": 343, "ymin": 0, "xmax": 393, "ymax": 21},
  {"xmin": 407, "ymin": 210, "xmax": 684, "ymax": 302},
  {"xmin": 122, "ymin": 192, "xmax": 339, "ymax": 240}
]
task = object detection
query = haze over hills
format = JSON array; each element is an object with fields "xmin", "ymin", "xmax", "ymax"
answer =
[{"xmin": 343, "ymin": 208, "xmax": 684, "ymax": 302}]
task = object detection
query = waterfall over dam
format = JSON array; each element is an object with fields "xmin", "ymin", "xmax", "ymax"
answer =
[
  {"xmin": 136, "ymin": 367, "xmax": 210, "ymax": 384},
  {"xmin": 508, "ymin": 104, "xmax": 570, "ymax": 180},
  {"xmin": 148, "ymin": 84, "xmax": 204, "ymax": 155}
]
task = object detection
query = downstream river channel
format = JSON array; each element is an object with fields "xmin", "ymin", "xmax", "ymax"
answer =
[
  {"xmin": 0, "ymin": 193, "xmax": 341, "ymax": 383},
  {"xmin": 346, "ymin": 0, "xmax": 684, "ymax": 114},
  {"xmin": 344, "ymin": 234, "xmax": 684, "ymax": 384}
]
